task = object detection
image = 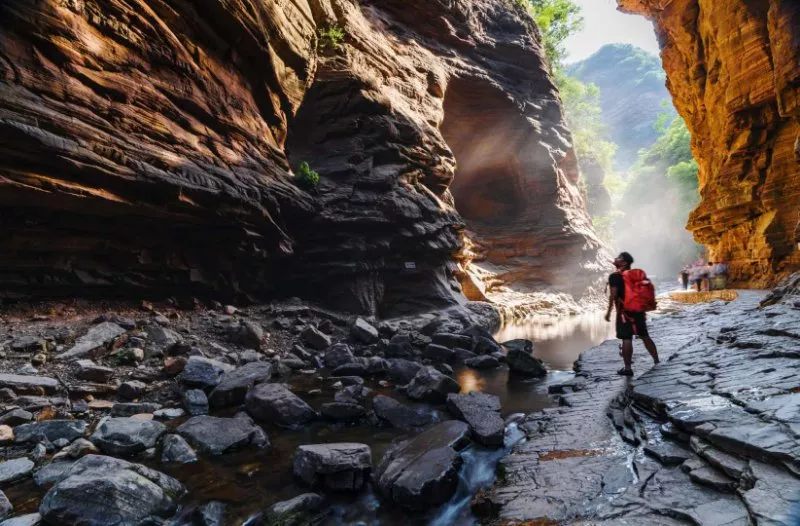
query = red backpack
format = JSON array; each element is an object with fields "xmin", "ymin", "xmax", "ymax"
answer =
[{"xmin": 622, "ymin": 269, "xmax": 657, "ymax": 312}]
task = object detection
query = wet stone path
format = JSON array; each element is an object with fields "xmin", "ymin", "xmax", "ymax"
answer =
[{"xmin": 483, "ymin": 290, "xmax": 800, "ymax": 525}]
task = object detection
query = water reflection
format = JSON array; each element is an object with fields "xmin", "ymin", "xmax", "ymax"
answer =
[{"xmin": 494, "ymin": 312, "xmax": 616, "ymax": 371}]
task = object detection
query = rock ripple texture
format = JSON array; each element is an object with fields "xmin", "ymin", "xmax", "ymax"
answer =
[{"xmin": 0, "ymin": 0, "xmax": 606, "ymax": 314}]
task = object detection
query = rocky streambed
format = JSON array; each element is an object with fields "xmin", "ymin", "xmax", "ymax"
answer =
[{"xmin": 0, "ymin": 296, "xmax": 596, "ymax": 526}]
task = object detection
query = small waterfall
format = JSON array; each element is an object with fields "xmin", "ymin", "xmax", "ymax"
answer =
[{"xmin": 429, "ymin": 422, "xmax": 527, "ymax": 525}]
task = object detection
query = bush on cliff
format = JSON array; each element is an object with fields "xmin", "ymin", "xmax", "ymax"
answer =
[
  {"xmin": 318, "ymin": 25, "xmax": 346, "ymax": 51},
  {"xmin": 295, "ymin": 162, "xmax": 320, "ymax": 191}
]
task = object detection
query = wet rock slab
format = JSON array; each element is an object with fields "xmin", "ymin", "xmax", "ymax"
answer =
[
  {"xmin": 245, "ymin": 383, "xmax": 317, "ymax": 426},
  {"xmin": 0, "ymin": 375, "xmax": 58, "ymax": 395},
  {"xmin": 293, "ymin": 443, "xmax": 371, "ymax": 491},
  {"xmin": 55, "ymin": 322, "xmax": 126, "ymax": 361},
  {"xmin": 372, "ymin": 395, "xmax": 433, "ymax": 429},
  {"xmin": 15, "ymin": 420, "xmax": 86, "ymax": 444},
  {"xmin": 0, "ymin": 458, "xmax": 34, "ymax": 485},
  {"xmin": 90, "ymin": 417, "xmax": 166, "ymax": 456},
  {"xmin": 39, "ymin": 455, "xmax": 185, "ymax": 525},
  {"xmin": 177, "ymin": 415, "xmax": 266, "ymax": 455},
  {"xmin": 208, "ymin": 361, "xmax": 273, "ymax": 408},
  {"xmin": 446, "ymin": 392, "xmax": 504, "ymax": 447},
  {"xmin": 375, "ymin": 420, "xmax": 470, "ymax": 510}
]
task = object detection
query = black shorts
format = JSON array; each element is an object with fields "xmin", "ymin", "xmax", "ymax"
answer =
[{"xmin": 616, "ymin": 311, "xmax": 649, "ymax": 340}]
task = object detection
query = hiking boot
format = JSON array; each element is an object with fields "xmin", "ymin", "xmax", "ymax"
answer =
[{"xmin": 617, "ymin": 368, "xmax": 633, "ymax": 377}]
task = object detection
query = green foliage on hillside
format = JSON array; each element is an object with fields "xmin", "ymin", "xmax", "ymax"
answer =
[
  {"xmin": 318, "ymin": 25, "xmax": 345, "ymax": 51},
  {"xmin": 567, "ymin": 44, "xmax": 676, "ymax": 171}
]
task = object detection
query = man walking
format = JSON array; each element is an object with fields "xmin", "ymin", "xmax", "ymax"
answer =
[{"xmin": 604, "ymin": 252, "xmax": 660, "ymax": 376}]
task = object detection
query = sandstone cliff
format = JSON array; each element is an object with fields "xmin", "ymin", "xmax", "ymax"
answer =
[
  {"xmin": 619, "ymin": 0, "xmax": 800, "ymax": 287},
  {"xmin": 0, "ymin": 0, "xmax": 607, "ymax": 315}
]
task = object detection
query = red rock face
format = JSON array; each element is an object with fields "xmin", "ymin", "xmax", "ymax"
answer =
[
  {"xmin": 0, "ymin": 0, "xmax": 607, "ymax": 314},
  {"xmin": 619, "ymin": 0, "xmax": 800, "ymax": 287}
]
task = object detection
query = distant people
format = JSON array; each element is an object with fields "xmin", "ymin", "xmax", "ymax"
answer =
[
  {"xmin": 689, "ymin": 264, "xmax": 703, "ymax": 291},
  {"xmin": 679, "ymin": 267, "xmax": 690, "ymax": 290},
  {"xmin": 604, "ymin": 252, "xmax": 660, "ymax": 376},
  {"xmin": 706, "ymin": 262, "xmax": 716, "ymax": 291},
  {"xmin": 713, "ymin": 261, "xmax": 729, "ymax": 290}
]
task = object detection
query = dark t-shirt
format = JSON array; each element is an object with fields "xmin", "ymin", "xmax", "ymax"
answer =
[{"xmin": 609, "ymin": 272, "xmax": 624, "ymax": 300}]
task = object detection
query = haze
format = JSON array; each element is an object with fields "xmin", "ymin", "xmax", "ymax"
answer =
[{"xmin": 564, "ymin": 0, "xmax": 660, "ymax": 63}]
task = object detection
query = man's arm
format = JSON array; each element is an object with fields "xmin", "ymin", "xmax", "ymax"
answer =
[{"xmin": 605, "ymin": 286, "xmax": 618, "ymax": 322}]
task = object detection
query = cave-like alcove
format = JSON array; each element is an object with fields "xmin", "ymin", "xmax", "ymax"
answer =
[{"xmin": 441, "ymin": 79, "xmax": 527, "ymax": 225}]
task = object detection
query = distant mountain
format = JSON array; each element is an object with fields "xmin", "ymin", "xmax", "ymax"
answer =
[{"xmin": 567, "ymin": 44, "xmax": 676, "ymax": 172}]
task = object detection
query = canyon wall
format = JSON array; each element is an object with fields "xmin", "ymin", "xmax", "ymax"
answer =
[
  {"xmin": 619, "ymin": 0, "xmax": 800, "ymax": 287},
  {"xmin": 0, "ymin": 0, "xmax": 607, "ymax": 315}
]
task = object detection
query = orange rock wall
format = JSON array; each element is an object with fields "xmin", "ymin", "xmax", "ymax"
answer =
[{"xmin": 619, "ymin": 0, "xmax": 800, "ymax": 287}]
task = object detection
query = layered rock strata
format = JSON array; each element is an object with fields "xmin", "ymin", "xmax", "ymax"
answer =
[
  {"xmin": 483, "ymin": 290, "xmax": 800, "ymax": 523},
  {"xmin": 0, "ymin": 0, "xmax": 607, "ymax": 315},
  {"xmin": 618, "ymin": 0, "xmax": 800, "ymax": 287}
]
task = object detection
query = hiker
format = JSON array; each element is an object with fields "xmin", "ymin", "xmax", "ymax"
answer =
[
  {"xmin": 604, "ymin": 252, "xmax": 660, "ymax": 376},
  {"xmin": 679, "ymin": 267, "xmax": 690, "ymax": 290}
]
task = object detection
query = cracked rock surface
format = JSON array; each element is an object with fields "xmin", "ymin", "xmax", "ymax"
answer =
[{"xmin": 483, "ymin": 288, "xmax": 800, "ymax": 524}]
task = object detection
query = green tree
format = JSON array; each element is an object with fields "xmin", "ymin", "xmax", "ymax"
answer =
[{"xmin": 522, "ymin": 0, "xmax": 584, "ymax": 72}]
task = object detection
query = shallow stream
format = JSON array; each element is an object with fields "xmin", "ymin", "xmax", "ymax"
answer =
[{"xmin": 154, "ymin": 312, "xmax": 615, "ymax": 525}]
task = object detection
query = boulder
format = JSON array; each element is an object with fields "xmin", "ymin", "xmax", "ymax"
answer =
[
  {"xmin": 0, "ymin": 513, "xmax": 41, "ymax": 526},
  {"xmin": 321, "ymin": 402, "xmax": 366, "ymax": 422},
  {"xmin": 117, "ymin": 380, "xmax": 146, "ymax": 400},
  {"xmin": 406, "ymin": 367, "xmax": 460, "ymax": 403},
  {"xmin": 39, "ymin": 455, "xmax": 185, "ymax": 525},
  {"xmin": 74, "ymin": 360, "xmax": 114, "ymax": 383},
  {"xmin": 110, "ymin": 402, "xmax": 162, "ymax": 417},
  {"xmin": 64, "ymin": 439, "xmax": 99, "ymax": 459},
  {"xmin": 177, "ymin": 415, "xmax": 266, "ymax": 455},
  {"xmin": 33, "ymin": 461, "xmax": 76, "ymax": 489},
  {"xmin": 183, "ymin": 389, "xmax": 209, "ymax": 416},
  {"xmin": 181, "ymin": 356, "xmax": 234, "ymax": 390},
  {"xmin": 230, "ymin": 321, "xmax": 264, "ymax": 349},
  {"xmin": 506, "ymin": 349, "xmax": 547, "ymax": 377},
  {"xmin": 14, "ymin": 420, "xmax": 86, "ymax": 444},
  {"xmin": 160, "ymin": 434, "xmax": 198, "ymax": 464},
  {"xmin": 386, "ymin": 334, "xmax": 414, "ymax": 358},
  {"xmin": 502, "ymin": 339, "xmax": 533, "ymax": 354},
  {"xmin": 0, "ymin": 409, "xmax": 33, "ymax": 427},
  {"xmin": 350, "ymin": 318, "xmax": 379, "ymax": 344},
  {"xmin": 464, "ymin": 355, "xmax": 500, "ymax": 370},
  {"xmin": 89, "ymin": 417, "xmax": 166, "ymax": 456},
  {"xmin": 0, "ymin": 490, "xmax": 11, "ymax": 519},
  {"xmin": 9, "ymin": 336, "xmax": 42, "ymax": 353},
  {"xmin": 446, "ymin": 392, "xmax": 505, "ymax": 447},
  {"xmin": 372, "ymin": 395, "xmax": 433, "ymax": 429},
  {"xmin": 431, "ymin": 333, "xmax": 473, "ymax": 350},
  {"xmin": 323, "ymin": 344, "xmax": 354, "ymax": 369},
  {"xmin": 0, "ymin": 458, "xmax": 34, "ymax": 485},
  {"xmin": 375, "ymin": 421, "xmax": 470, "ymax": 510},
  {"xmin": 0, "ymin": 374, "xmax": 58, "ymax": 395},
  {"xmin": 56, "ymin": 322, "xmax": 126, "ymax": 361},
  {"xmin": 146, "ymin": 325, "xmax": 182, "ymax": 354},
  {"xmin": 301, "ymin": 327, "xmax": 332, "ymax": 351},
  {"xmin": 245, "ymin": 384, "xmax": 317, "ymax": 426},
  {"xmin": 423, "ymin": 344, "xmax": 456, "ymax": 363},
  {"xmin": 266, "ymin": 493, "xmax": 325, "ymax": 526},
  {"xmin": 293, "ymin": 443, "xmax": 371, "ymax": 491},
  {"xmin": 386, "ymin": 359, "xmax": 423, "ymax": 385},
  {"xmin": 331, "ymin": 362, "xmax": 369, "ymax": 377}
]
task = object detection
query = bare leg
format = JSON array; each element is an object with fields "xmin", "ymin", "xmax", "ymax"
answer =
[
  {"xmin": 642, "ymin": 337, "xmax": 659, "ymax": 364},
  {"xmin": 621, "ymin": 339, "xmax": 634, "ymax": 372}
]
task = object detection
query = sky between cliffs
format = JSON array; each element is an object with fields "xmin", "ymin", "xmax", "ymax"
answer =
[{"xmin": 563, "ymin": 0, "xmax": 660, "ymax": 63}]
